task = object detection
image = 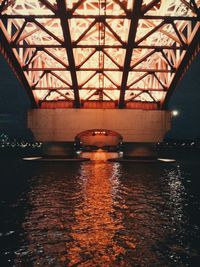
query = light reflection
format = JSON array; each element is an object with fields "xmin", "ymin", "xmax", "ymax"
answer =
[
  {"xmin": 81, "ymin": 150, "xmax": 119, "ymax": 161},
  {"xmin": 66, "ymin": 162, "xmax": 124, "ymax": 266},
  {"xmin": 163, "ymin": 165, "xmax": 187, "ymax": 228},
  {"xmin": 11, "ymin": 160, "xmax": 198, "ymax": 266}
]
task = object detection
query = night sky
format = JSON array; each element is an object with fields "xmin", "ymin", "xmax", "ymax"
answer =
[{"xmin": 0, "ymin": 52, "xmax": 200, "ymax": 140}]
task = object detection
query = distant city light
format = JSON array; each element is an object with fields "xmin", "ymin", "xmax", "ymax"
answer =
[{"xmin": 172, "ymin": 110, "xmax": 179, "ymax": 117}]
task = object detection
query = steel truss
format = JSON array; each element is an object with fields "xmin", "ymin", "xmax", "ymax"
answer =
[{"xmin": 0, "ymin": 0, "xmax": 199, "ymax": 109}]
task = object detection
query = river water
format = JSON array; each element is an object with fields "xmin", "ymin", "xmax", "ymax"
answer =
[{"xmin": 0, "ymin": 152, "xmax": 200, "ymax": 266}]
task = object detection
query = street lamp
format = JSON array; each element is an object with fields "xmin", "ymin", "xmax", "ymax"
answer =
[{"xmin": 172, "ymin": 110, "xmax": 179, "ymax": 117}]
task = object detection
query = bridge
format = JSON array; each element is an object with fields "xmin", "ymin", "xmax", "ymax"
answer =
[{"xmin": 0, "ymin": 0, "xmax": 199, "ymax": 157}]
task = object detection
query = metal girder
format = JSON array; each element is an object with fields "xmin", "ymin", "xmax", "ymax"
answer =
[
  {"xmin": 0, "ymin": 0, "xmax": 199, "ymax": 109},
  {"xmin": 142, "ymin": 0, "xmax": 161, "ymax": 14},
  {"xmin": 0, "ymin": 25, "xmax": 37, "ymax": 108},
  {"xmin": 162, "ymin": 27, "xmax": 200, "ymax": 109},
  {"xmin": 119, "ymin": 0, "xmax": 143, "ymax": 108},
  {"xmin": 56, "ymin": 0, "xmax": 80, "ymax": 108}
]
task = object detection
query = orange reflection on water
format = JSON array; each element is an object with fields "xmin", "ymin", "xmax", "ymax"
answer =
[
  {"xmin": 66, "ymin": 162, "xmax": 124, "ymax": 266},
  {"xmin": 81, "ymin": 150, "xmax": 119, "ymax": 161}
]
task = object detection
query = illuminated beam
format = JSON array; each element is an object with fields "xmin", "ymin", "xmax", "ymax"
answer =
[
  {"xmin": 80, "ymin": 71, "xmax": 97, "ymax": 87},
  {"xmin": 142, "ymin": 15, "xmax": 200, "ymax": 21},
  {"xmin": 0, "ymin": 0, "xmax": 14, "ymax": 14},
  {"xmin": 74, "ymin": 20, "xmax": 96, "ymax": 45},
  {"xmin": 0, "ymin": 14, "xmax": 127, "ymax": 19},
  {"xmin": 33, "ymin": 19, "xmax": 63, "ymax": 44},
  {"xmin": 162, "ymin": 26, "xmax": 200, "ymax": 109},
  {"xmin": 126, "ymin": 91, "xmax": 143, "ymax": 101},
  {"xmin": 39, "ymin": 0, "xmax": 57, "ymax": 14},
  {"xmin": 141, "ymin": 0, "xmax": 161, "ymax": 14},
  {"xmin": 128, "ymin": 73, "xmax": 149, "ymax": 88},
  {"xmin": 12, "ymin": 21, "xmax": 27, "ymax": 43},
  {"xmin": 136, "ymin": 20, "xmax": 165, "ymax": 45},
  {"xmin": 0, "ymin": 25, "xmax": 37, "ymax": 108},
  {"xmin": 131, "ymin": 49, "xmax": 156, "ymax": 69},
  {"xmin": 12, "ymin": 44, "xmax": 125, "ymax": 49},
  {"xmin": 1, "ymin": 14, "xmax": 199, "ymax": 21},
  {"xmin": 56, "ymin": 0, "xmax": 80, "ymax": 108},
  {"xmin": 78, "ymin": 49, "xmax": 96, "ymax": 68},
  {"xmin": 12, "ymin": 44, "xmax": 187, "ymax": 50},
  {"xmin": 180, "ymin": 0, "xmax": 200, "ymax": 16},
  {"xmin": 70, "ymin": 0, "xmax": 86, "ymax": 14},
  {"xmin": 113, "ymin": 0, "xmax": 129, "ymax": 15},
  {"xmin": 103, "ymin": 49, "xmax": 123, "ymax": 70},
  {"xmin": 119, "ymin": 0, "xmax": 143, "ymax": 108},
  {"xmin": 26, "ymin": 67, "xmax": 174, "ymax": 73},
  {"xmin": 33, "ymin": 87, "xmax": 165, "ymax": 91},
  {"xmin": 50, "ymin": 71, "xmax": 72, "ymax": 87}
]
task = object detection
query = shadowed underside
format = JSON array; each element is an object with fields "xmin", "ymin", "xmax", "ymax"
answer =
[{"xmin": 0, "ymin": 0, "xmax": 199, "ymax": 109}]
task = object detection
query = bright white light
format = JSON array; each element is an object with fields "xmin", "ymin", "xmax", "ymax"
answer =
[{"xmin": 172, "ymin": 110, "xmax": 179, "ymax": 117}]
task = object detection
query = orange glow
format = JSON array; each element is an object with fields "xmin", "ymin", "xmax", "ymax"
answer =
[
  {"xmin": 66, "ymin": 162, "xmax": 125, "ymax": 266},
  {"xmin": 0, "ymin": 0, "xmax": 199, "ymax": 107}
]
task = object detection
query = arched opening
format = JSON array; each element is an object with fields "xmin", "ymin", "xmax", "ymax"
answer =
[
  {"xmin": 75, "ymin": 129, "xmax": 123, "ymax": 160},
  {"xmin": 75, "ymin": 129, "xmax": 123, "ymax": 152}
]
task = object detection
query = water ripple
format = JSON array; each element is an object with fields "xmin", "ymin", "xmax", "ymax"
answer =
[{"xmin": 0, "ymin": 158, "xmax": 200, "ymax": 266}]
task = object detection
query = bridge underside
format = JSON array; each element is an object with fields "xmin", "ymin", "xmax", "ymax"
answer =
[{"xmin": 0, "ymin": 0, "xmax": 199, "ymax": 109}]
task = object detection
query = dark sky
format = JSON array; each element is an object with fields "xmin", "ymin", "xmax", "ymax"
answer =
[{"xmin": 0, "ymin": 52, "xmax": 200, "ymax": 139}]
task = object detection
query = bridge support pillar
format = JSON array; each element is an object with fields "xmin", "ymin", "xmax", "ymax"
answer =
[{"xmin": 28, "ymin": 109, "xmax": 171, "ymax": 153}]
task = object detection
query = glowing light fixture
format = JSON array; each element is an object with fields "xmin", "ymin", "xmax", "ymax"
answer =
[{"xmin": 172, "ymin": 110, "xmax": 179, "ymax": 117}]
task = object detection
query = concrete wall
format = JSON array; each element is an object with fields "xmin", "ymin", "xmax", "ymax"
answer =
[{"xmin": 28, "ymin": 109, "xmax": 171, "ymax": 142}]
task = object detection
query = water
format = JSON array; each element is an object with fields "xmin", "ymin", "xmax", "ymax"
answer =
[{"xmin": 0, "ymin": 152, "xmax": 200, "ymax": 266}]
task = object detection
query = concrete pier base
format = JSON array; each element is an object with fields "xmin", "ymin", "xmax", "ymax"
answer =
[
  {"xmin": 123, "ymin": 142, "xmax": 157, "ymax": 159},
  {"xmin": 42, "ymin": 142, "xmax": 75, "ymax": 157}
]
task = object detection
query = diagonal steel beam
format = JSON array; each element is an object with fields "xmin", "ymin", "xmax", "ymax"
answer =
[
  {"xmin": 162, "ymin": 26, "xmax": 200, "ymax": 109},
  {"xmin": 74, "ymin": 19, "xmax": 96, "ymax": 45},
  {"xmin": 104, "ymin": 21, "xmax": 125, "ymax": 45},
  {"xmin": 113, "ymin": 0, "xmax": 129, "ymax": 15},
  {"xmin": 80, "ymin": 71, "xmax": 97, "ymax": 87},
  {"xmin": 43, "ymin": 48, "xmax": 68, "ymax": 68},
  {"xmin": 103, "ymin": 72, "xmax": 119, "ymax": 88},
  {"xmin": 78, "ymin": 49, "xmax": 96, "ymax": 68},
  {"xmin": 141, "ymin": 0, "xmax": 161, "ymax": 14},
  {"xmin": 70, "ymin": 0, "xmax": 86, "ymax": 14},
  {"xmin": 0, "ymin": 0, "xmax": 14, "ymax": 14},
  {"xmin": 33, "ymin": 19, "xmax": 63, "ymax": 44},
  {"xmin": 136, "ymin": 20, "xmax": 165, "ymax": 45},
  {"xmin": 50, "ymin": 71, "xmax": 72, "ymax": 87},
  {"xmin": 56, "ymin": 0, "xmax": 80, "ymax": 107},
  {"xmin": 39, "ymin": 0, "xmax": 57, "ymax": 14},
  {"xmin": 180, "ymin": 0, "xmax": 200, "ymax": 17},
  {"xmin": 103, "ymin": 49, "xmax": 122, "ymax": 69},
  {"xmin": 128, "ymin": 72, "xmax": 149, "ymax": 88},
  {"xmin": 119, "ymin": 0, "xmax": 143, "ymax": 108},
  {"xmin": 131, "ymin": 49, "xmax": 156, "ymax": 69}
]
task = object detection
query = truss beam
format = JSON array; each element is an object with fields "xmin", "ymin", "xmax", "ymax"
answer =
[
  {"xmin": 0, "ymin": 0, "xmax": 199, "ymax": 109},
  {"xmin": 163, "ymin": 27, "xmax": 200, "ymax": 109},
  {"xmin": 0, "ymin": 25, "xmax": 37, "ymax": 107},
  {"xmin": 119, "ymin": 0, "xmax": 143, "ymax": 108},
  {"xmin": 56, "ymin": 0, "xmax": 80, "ymax": 108}
]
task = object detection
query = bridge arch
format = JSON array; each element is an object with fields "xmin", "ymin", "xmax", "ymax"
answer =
[{"xmin": 0, "ymin": 2, "xmax": 199, "ymax": 109}]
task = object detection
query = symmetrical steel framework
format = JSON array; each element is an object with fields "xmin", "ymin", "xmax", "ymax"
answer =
[{"xmin": 0, "ymin": 0, "xmax": 199, "ymax": 109}]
